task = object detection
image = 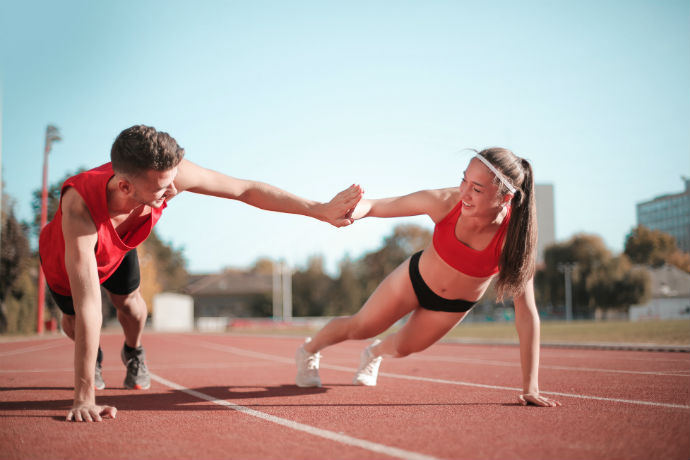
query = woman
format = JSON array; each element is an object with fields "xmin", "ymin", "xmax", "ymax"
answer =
[{"xmin": 295, "ymin": 147, "xmax": 560, "ymax": 407}]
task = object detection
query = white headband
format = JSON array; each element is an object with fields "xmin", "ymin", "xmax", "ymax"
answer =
[{"xmin": 474, "ymin": 154, "xmax": 517, "ymax": 194}]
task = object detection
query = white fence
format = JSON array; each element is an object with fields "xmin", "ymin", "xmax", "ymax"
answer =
[{"xmin": 629, "ymin": 298, "xmax": 690, "ymax": 321}]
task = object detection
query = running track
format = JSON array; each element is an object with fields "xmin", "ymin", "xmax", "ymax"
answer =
[{"xmin": 1, "ymin": 332, "xmax": 688, "ymax": 459}]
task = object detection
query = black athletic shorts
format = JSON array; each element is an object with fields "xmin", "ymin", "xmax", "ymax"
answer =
[
  {"xmin": 408, "ymin": 251, "xmax": 477, "ymax": 313},
  {"xmin": 47, "ymin": 249, "xmax": 141, "ymax": 316}
]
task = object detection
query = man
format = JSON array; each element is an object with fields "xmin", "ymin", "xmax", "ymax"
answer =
[{"xmin": 39, "ymin": 124, "xmax": 362, "ymax": 422}]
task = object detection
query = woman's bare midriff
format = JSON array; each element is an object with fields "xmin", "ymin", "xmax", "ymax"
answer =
[{"xmin": 417, "ymin": 244, "xmax": 494, "ymax": 302}]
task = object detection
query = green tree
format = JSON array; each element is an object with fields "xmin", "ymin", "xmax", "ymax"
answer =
[
  {"xmin": 291, "ymin": 256, "xmax": 334, "ymax": 317},
  {"xmin": 1, "ymin": 196, "xmax": 37, "ymax": 334},
  {"xmin": 624, "ymin": 226, "xmax": 677, "ymax": 267},
  {"xmin": 2, "ymin": 268, "xmax": 38, "ymax": 334},
  {"xmin": 536, "ymin": 234, "xmax": 651, "ymax": 317},
  {"xmin": 289, "ymin": 224, "xmax": 431, "ymax": 318},
  {"xmin": 141, "ymin": 230, "xmax": 188, "ymax": 292},
  {"xmin": 666, "ymin": 250, "xmax": 690, "ymax": 273},
  {"xmin": 359, "ymin": 224, "xmax": 432, "ymax": 297},
  {"xmin": 328, "ymin": 255, "xmax": 365, "ymax": 315},
  {"xmin": 586, "ymin": 255, "xmax": 651, "ymax": 310},
  {"xmin": 30, "ymin": 168, "xmax": 86, "ymax": 237},
  {"xmin": 250, "ymin": 257, "xmax": 275, "ymax": 275}
]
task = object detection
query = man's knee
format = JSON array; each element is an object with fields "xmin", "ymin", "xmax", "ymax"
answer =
[
  {"xmin": 112, "ymin": 289, "xmax": 147, "ymax": 319},
  {"xmin": 61, "ymin": 314, "xmax": 75, "ymax": 340}
]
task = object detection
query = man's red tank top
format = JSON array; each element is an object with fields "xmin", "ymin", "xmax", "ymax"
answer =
[
  {"xmin": 39, "ymin": 163, "xmax": 166, "ymax": 296},
  {"xmin": 432, "ymin": 200, "xmax": 511, "ymax": 277}
]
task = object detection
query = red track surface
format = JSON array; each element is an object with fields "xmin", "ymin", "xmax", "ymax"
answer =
[{"xmin": 1, "ymin": 332, "xmax": 688, "ymax": 459}]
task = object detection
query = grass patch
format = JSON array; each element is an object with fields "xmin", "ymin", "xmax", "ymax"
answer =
[
  {"xmin": 447, "ymin": 319, "xmax": 690, "ymax": 345},
  {"xmin": 225, "ymin": 319, "xmax": 690, "ymax": 346}
]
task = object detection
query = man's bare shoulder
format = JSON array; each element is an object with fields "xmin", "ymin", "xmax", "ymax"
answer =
[
  {"xmin": 61, "ymin": 187, "xmax": 97, "ymax": 238},
  {"xmin": 61, "ymin": 187, "xmax": 89, "ymax": 218}
]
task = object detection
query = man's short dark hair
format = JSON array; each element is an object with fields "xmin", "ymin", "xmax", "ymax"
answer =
[{"xmin": 111, "ymin": 125, "xmax": 185, "ymax": 176}]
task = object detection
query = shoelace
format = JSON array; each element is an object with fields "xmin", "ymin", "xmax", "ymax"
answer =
[
  {"xmin": 362, "ymin": 351, "xmax": 380, "ymax": 375},
  {"xmin": 305, "ymin": 352, "xmax": 320, "ymax": 370},
  {"xmin": 126, "ymin": 355, "xmax": 146, "ymax": 376}
]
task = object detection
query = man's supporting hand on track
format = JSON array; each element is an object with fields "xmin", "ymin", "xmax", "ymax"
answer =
[{"xmin": 66, "ymin": 403, "xmax": 117, "ymax": 422}]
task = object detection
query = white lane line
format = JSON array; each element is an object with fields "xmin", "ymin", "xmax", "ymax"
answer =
[
  {"xmin": 370, "ymin": 371, "xmax": 690, "ymax": 410},
  {"xmin": 0, "ymin": 362, "xmax": 269, "ymax": 374},
  {"xmin": 538, "ymin": 351, "xmax": 689, "ymax": 363},
  {"xmin": 0, "ymin": 368, "xmax": 73, "ymax": 373},
  {"xmin": 410, "ymin": 355, "xmax": 690, "ymax": 377},
  {"xmin": 150, "ymin": 373, "xmax": 439, "ymax": 460},
  {"xmin": 0, "ymin": 341, "xmax": 65, "ymax": 357},
  {"xmin": 191, "ymin": 340, "xmax": 690, "ymax": 410}
]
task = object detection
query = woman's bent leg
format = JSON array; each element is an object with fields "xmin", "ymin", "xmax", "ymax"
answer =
[
  {"xmin": 304, "ymin": 258, "xmax": 420, "ymax": 354},
  {"xmin": 373, "ymin": 307, "xmax": 467, "ymax": 358}
]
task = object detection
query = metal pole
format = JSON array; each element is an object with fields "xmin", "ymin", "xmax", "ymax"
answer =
[
  {"xmin": 272, "ymin": 260, "xmax": 281, "ymax": 321},
  {"xmin": 37, "ymin": 125, "xmax": 60, "ymax": 334},
  {"xmin": 557, "ymin": 262, "xmax": 575, "ymax": 322},
  {"xmin": 564, "ymin": 265, "xmax": 573, "ymax": 322},
  {"xmin": 281, "ymin": 261, "xmax": 292, "ymax": 323},
  {"xmin": 0, "ymin": 96, "xmax": 3, "ymax": 260}
]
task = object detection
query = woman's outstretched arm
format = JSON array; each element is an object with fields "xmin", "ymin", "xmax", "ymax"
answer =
[{"xmin": 351, "ymin": 188, "xmax": 459, "ymax": 223}]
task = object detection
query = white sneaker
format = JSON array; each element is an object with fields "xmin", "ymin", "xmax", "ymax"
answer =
[
  {"xmin": 295, "ymin": 338, "xmax": 322, "ymax": 388},
  {"xmin": 353, "ymin": 339, "xmax": 382, "ymax": 386}
]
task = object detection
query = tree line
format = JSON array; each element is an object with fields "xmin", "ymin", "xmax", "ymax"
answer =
[
  {"xmin": 269, "ymin": 222, "xmax": 687, "ymax": 320},
  {"xmin": 287, "ymin": 224, "xmax": 688, "ymax": 319},
  {"xmin": 1, "ymin": 167, "xmax": 688, "ymax": 333}
]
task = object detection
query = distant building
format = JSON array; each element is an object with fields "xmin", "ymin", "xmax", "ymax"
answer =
[
  {"xmin": 185, "ymin": 269, "xmax": 273, "ymax": 319},
  {"xmin": 636, "ymin": 178, "xmax": 690, "ymax": 252},
  {"xmin": 629, "ymin": 264, "xmax": 690, "ymax": 321},
  {"xmin": 535, "ymin": 184, "xmax": 556, "ymax": 265}
]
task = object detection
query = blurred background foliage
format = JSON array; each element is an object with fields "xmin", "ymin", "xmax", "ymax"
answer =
[{"xmin": 1, "ymin": 169, "xmax": 688, "ymax": 334}]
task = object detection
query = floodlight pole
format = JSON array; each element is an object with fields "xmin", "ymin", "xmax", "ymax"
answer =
[
  {"xmin": 557, "ymin": 262, "xmax": 576, "ymax": 322},
  {"xmin": 37, "ymin": 125, "xmax": 61, "ymax": 334},
  {"xmin": 0, "ymin": 100, "xmax": 3, "ymax": 260},
  {"xmin": 272, "ymin": 260, "xmax": 292, "ymax": 322},
  {"xmin": 281, "ymin": 261, "xmax": 292, "ymax": 323},
  {"xmin": 272, "ymin": 260, "xmax": 281, "ymax": 321}
]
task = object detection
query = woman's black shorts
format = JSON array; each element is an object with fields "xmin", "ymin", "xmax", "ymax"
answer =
[
  {"xmin": 408, "ymin": 251, "xmax": 477, "ymax": 313},
  {"xmin": 46, "ymin": 249, "xmax": 141, "ymax": 316}
]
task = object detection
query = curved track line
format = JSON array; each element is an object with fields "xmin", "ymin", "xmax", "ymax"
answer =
[
  {"xmin": 151, "ymin": 373, "xmax": 440, "ymax": 460},
  {"xmin": 0, "ymin": 340, "xmax": 65, "ymax": 357}
]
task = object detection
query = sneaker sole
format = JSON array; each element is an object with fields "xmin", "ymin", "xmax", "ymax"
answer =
[
  {"xmin": 295, "ymin": 380, "xmax": 321, "ymax": 388},
  {"xmin": 295, "ymin": 380, "xmax": 322, "ymax": 388},
  {"xmin": 124, "ymin": 382, "xmax": 151, "ymax": 390},
  {"xmin": 352, "ymin": 377, "xmax": 377, "ymax": 386}
]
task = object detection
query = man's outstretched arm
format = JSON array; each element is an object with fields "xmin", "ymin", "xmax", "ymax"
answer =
[{"xmin": 173, "ymin": 160, "xmax": 362, "ymax": 227}]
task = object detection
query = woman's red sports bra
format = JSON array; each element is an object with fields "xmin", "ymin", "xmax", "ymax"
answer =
[{"xmin": 432, "ymin": 200, "xmax": 511, "ymax": 277}]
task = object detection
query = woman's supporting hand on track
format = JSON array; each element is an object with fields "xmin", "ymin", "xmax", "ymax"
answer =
[{"xmin": 518, "ymin": 393, "xmax": 561, "ymax": 407}]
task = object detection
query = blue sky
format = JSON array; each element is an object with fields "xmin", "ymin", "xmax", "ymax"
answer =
[{"xmin": 1, "ymin": 0, "xmax": 688, "ymax": 274}]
